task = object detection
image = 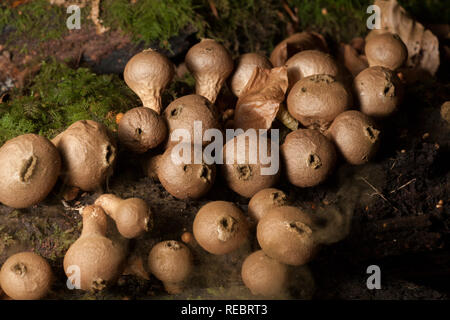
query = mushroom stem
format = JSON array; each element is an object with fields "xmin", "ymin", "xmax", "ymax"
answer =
[
  {"xmin": 81, "ymin": 205, "xmax": 108, "ymax": 237},
  {"xmin": 195, "ymin": 75, "xmax": 224, "ymax": 103},
  {"xmin": 140, "ymin": 91, "xmax": 163, "ymax": 114},
  {"xmin": 163, "ymin": 282, "xmax": 184, "ymax": 295},
  {"xmin": 94, "ymin": 194, "xmax": 121, "ymax": 221}
]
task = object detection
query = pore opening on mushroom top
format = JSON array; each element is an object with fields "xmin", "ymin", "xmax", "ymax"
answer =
[
  {"xmin": 236, "ymin": 164, "xmax": 252, "ymax": 180},
  {"xmin": 199, "ymin": 165, "xmax": 211, "ymax": 183},
  {"xmin": 307, "ymin": 153, "xmax": 322, "ymax": 169},
  {"xmin": 12, "ymin": 263, "xmax": 27, "ymax": 276},
  {"xmin": 217, "ymin": 216, "xmax": 238, "ymax": 241},
  {"xmin": 364, "ymin": 126, "xmax": 380, "ymax": 143},
  {"xmin": 19, "ymin": 155, "xmax": 37, "ymax": 182}
]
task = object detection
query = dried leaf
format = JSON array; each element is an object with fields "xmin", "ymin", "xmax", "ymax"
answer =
[
  {"xmin": 276, "ymin": 103, "xmax": 299, "ymax": 131},
  {"xmin": 374, "ymin": 0, "xmax": 440, "ymax": 76},
  {"xmin": 270, "ymin": 32, "xmax": 328, "ymax": 67},
  {"xmin": 234, "ymin": 66, "xmax": 288, "ymax": 131},
  {"xmin": 338, "ymin": 43, "xmax": 368, "ymax": 77}
]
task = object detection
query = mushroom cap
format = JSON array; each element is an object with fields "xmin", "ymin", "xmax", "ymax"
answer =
[
  {"xmin": 285, "ymin": 50, "xmax": 339, "ymax": 88},
  {"xmin": 0, "ymin": 134, "xmax": 61, "ymax": 208},
  {"xmin": 108, "ymin": 197, "xmax": 152, "ymax": 239},
  {"xmin": 64, "ymin": 235, "xmax": 125, "ymax": 291},
  {"xmin": 0, "ymin": 252, "xmax": 53, "ymax": 300},
  {"xmin": 365, "ymin": 33, "xmax": 408, "ymax": 70},
  {"xmin": 248, "ymin": 188, "xmax": 288, "ymax": 222},
  {"xmin": 52, "ymin": 120, "xmax": 116, "ymax": 191},
  {"xmin": 287, "ymin": 74, "xmax": 352, "ymax": 131},
  {"xmin": 281, "ymin": 129, "xmax": 336, "ymax": 187},
  {"xmin": 354, "ymin": 66, "xmax": 403, "ymax": 117},
  {"xmin": 193, "ymin": 201, "xmax": 249, "ymax": 255},
  {"xmin": 157, "ymin": 143, "xmax": 216, "ymax": 199},
  {"xmin": 241, "ymin": 250, "xmax": 289, "ymax": 297},
  {"xmin": 231, "ymin": 53, "xmax": 272, "ymax": 97},
  {"xmin": 326, "ymin": 110, "xmax": 380, "ymax": 165},
  {"xmin": 118, "ymin": 107, "xmax": 167, "ymax": 153},
  {"xmin": 270, "ymin": 32, "xmax": 328, "ymax": 67},
  {"xmin": 257, "ymin": 206, "xmax": 316, "ymax": 266},
  {"xmin": 164, "ymin": 94, "xmax": 220, "ymax": 147},
  {"xmin": 124, "ymin": 49, "xmax": 174, "ymax": 111},
  {"xmin": 222, "ymin": 133, "xmax": 280, "ymax": 198},
  {"xmin": 148, "ymin": 241, "xmax": 193, "ymax": 285},
  {"xmin": 185, "ymin": 39, "xmax": 233, "ymax": 103}
]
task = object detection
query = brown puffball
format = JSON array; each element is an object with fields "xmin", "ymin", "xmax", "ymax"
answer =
[
  {"xmin": 63, "ymin": 205, "xmax": 127, "ymax": 292},
  {"xmin": 270, "ymin": 32, "xmax": 328, "ymax": 67},
  {"xmin": 118, "ymin": 107, "xmax": 167, "ymax": 153},
  {"xmin": 326, "ymin": 110, "xmax": 380, "ymax": 165},
  {"xmin": 257, "ymin": 206, "xmax": 316, "ymax": 266},
  {"xmin": 287, "ymin": 74, "xmax": 351, "ymax": 131},
  {"xmin": 157, "ymin": 143, "xmax": 216, "ymax": 199},
  {"xmin": 281, "ymin": 129, "xmax": 336, "ymax": 187},
  {"xmin": 365, "ymin": 32, "xmax": 408, "ymax": 70},
  {"xmin": 0, "ymin": 134, "xmax": 61, "ymax": 209},
  {"xmin": 354, "ymin": 66, "xmax": 403, "ymax": 118},
  {"xmin": 148, "ymin": 240, "xmax": 193, "ymax": 294},
  {"xmin": 193, "ymin": 201, "xmax": 249, "ymax": 255},
  {"xmin": 164, "ymin": 94, "xmax": 220, "ymax": 147},
  {"xmin": 241, "ymin": 250, "xmax": 289, "ymax": 297},
  {"xmin": 185, "ymin": 39, "xmax": 233, "ymax": 103},
  {"xmin": 222, "ymin": 133, "xmax": 280, "ymax": 198},
  {"xmin": 248, "ymin": 188, "xmax": 288, "ymax": 222},
  {"xmin": 231, "ymin": 53, "xmax": 272, "ymax": 97},
  {"xmin": 95, "ymin": 194, "xmax": 152, "ymax": 239},
  {"xmin": 285, "ymin": 50, "xmax": 339, "ymax": 89},
  {"xmin": 0, "ymin": 252, "xmax": 53, "ymax": 300},
  {"xmin": 52, "ymin": 120, "xmax": 116, "ymax": 191},
  {"xmin": 124, "ymin": 49, "xmax": 174, "ymax": 114}
]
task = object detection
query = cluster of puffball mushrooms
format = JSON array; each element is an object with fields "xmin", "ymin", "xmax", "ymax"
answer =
[{"xmin": 0, "ymin": 28, "xmax": 408, "ymax": 299}]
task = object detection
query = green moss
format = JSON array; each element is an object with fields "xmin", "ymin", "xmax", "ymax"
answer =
[
  {"xmin": 0, "ymin": 0, "xmax": 69, "ymax": 43},
  {"xmin": 0, "ymin": 60, "xmax": 139, "ymax": 145},
  {"xmin": 101, "ymin": 0, "xmax": 205, "ymax": 48}
]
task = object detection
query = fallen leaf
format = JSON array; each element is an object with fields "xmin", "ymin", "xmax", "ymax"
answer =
[{"xmin": 234, "ymin": 66, "xmax": 288, "ymax": 131}]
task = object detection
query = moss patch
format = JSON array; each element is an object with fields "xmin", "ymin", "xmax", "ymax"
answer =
[
  {"xmin": 101, "ymin": 0, "xmax": 205, "ymax": 48},
  {"xmin": 0, "ymin": 0, "xmax": 70, "ymax": 45},
  {"xmin": 0, "ymin": 60, "xmax": 139, "ymax": 145}
]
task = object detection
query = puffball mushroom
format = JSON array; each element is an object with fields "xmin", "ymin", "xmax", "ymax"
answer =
[
  {"xmin": 0, "ymin": 252, "xmax": 53, "ymax": 300},
  {"xmin": 287, "ymin": 74, "xmax": 352, "ymax": 131},
  {"xmin": 185, "ymin": 38, "xmax": 233, "ymax": 103},
  {"xmin": 281, "ymin": 129, "xmax": 336, "ymax": 187},
  {"xmin": 354, "ymin": 66, "xmax": 403, "ymax": 118},
  {"xmin": 365, "ymin": 32, "xmax": 408, "ymax": 70},
  {"xmin": 285, "ymin": 50, "xmax": 339, "ymax": 89},
  {"xmin": 248, "ymin": 188, "xmax": 288, "ymax": 222},
  {"xmin": 241, "ymin": 250, "xmax": 289, "ymax": 297},
  {"xmin": 52, "ymin": 120, "xmax": 116, "ymax": 191},
  {"xmin": 148, "ymin": 240, "xmax": 193, "ymax": 294},
  {"xmin": 95, "ymin": 194, "xmax": 152, "ymax": 239},
  {"xmin": 164, "ymin": 94, "xmax": 220, "ymax": 147},
  {"xmin": 118, "ymin": 107, "xmax": 167, "ymax": 153},
  {"xmin": 193, "ymin": 201, "xmax": 249, "ymax": 255},
  {"xmin": 257, "ymin": 206, "xmax": 316, "ymax": 266},
  {"xmin": 124, "ymin": 49, "xmax": 175, "ymax": 114},
  {"xmin": 157, "ymin": 143, "xmax": 216, "ymax": 199},
  {"xmin": 63, "ymin": 205, "xmax": 127, "ymax": 292},
  {"xmin": 0, "ymin": 134, "xmax": 61, "ymax": 209},
  {"xmin": 222, "ymin": 133, "xmax": 280, "ymax": 198},
  {"xmin": 326, "ymin": 110, "xmax": 380, "ymax": 165},
  {"xmin": 230, "ymin": 53, "xmax": 272, "ymax": 97}
]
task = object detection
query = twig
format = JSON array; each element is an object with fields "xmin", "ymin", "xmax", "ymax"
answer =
[
  {"xmin": 282, "ymin": 1, "xmax": 299, "ymax": 23},
  {"xmin": 390, "ymin": 178, "xmax": 416, "ymax": 194},
  {"xmin": 208, "ymin": 0, "xmax": 219, "ymax": 19},
  {"xmin": 358, "ymin": 176, "xmax": 389, "ymax": 202}
]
